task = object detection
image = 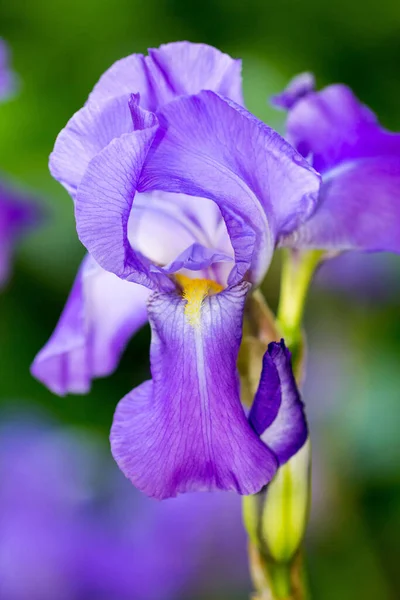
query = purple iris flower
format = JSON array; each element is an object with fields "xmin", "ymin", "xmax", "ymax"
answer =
[
  {"xmin": 272, "ymin": 74, "xmax": 400, "ymax": 254},
  {"xmin": 31, "ymin": 42, "xmax": 316, "ymax": 498},
  {"xmin": 0, "ymin": 38, "xmax": 17, "ymax": 100},
  {"xmin": 0, "ymin": 417, "xmax": 250, "ymax": 600}
]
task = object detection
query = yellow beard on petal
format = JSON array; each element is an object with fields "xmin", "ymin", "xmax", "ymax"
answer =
[{"xmin": 176, "ymin": 274, "xmax": 224, "ymax": 327}]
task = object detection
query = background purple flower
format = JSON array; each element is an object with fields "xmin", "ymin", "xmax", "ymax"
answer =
[
  {"xmin": 0, "ymin": 181, "xmax": 39, "ymax": 289},
  {"xmin": 274, "ymin": 76, "xmax": 400, "ymax": 256},
  {"xmin": 0, "ymin": 414, "xmax": 250, "ymax": 600}
]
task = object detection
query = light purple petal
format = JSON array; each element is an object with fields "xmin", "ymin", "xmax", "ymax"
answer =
[
  {"xmin": 140, "ymin": 91, "xmax": 320, "ymax": 284},
  {"xmin": 50, "ymin": 94, "xmax": 156, "ymax": 200},
  {"xmin": 75, "ymin": 118, "xmax": 174, "ymax": 291},
  {"xmin": 111, "ymin": 282, "xmax": 278, "ymax": 499},
  {"xmin": 128, "ymin": 191, "xmax": 233, "ymax": 276},
  {"xmin": 271, "ymin": 72, "xmax": 315, "ymax": 110},
  {"xmin": 147, "ymin": 41, "xmax": 244, "ymax": 106},
  {"xmin": 150, "ymin": 242, "xmax": 233, "ymax": 276},
  {"xmin": 249, "ymin": 340, "xmax": 308, "ymax": 465},
  {"xmin": 0, "ymin": 39, "xmax": 17, "ymax": 101},
  {"xmin": 31, "ymin": 255, "xmax": 149, "ymax": 395},
  {"xmin": 88, "ymin": 41, "xmax": 243, "ymax": 110}
]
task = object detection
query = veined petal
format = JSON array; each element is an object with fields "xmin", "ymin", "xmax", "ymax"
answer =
[
  {"xmin": 249, "ymin": 341, "xmax": 307, "ymax": 465},
  {"xmin": 88, "ymin": 41, "xmax": 243, "ymax": 110},
  {"xmin": 111, "ymin": 281, "xmax": 278, "ymax": 499},
  {"xmin": 31, "ymin": 255, "xmax": 149, "ymax": 395},
  {"xmin": 283, "ymin": 156, "xmax": 400, "ymax": 253},
  {"xmin": 88, "ymin": 53, "xmax": 155, "ymax": 108},
  {"xmin": 75, "ymin": 120, "xmax": 174, "ymax": 291},
  {"xmin": 140, "ymin": 91, "xmax": 320, "ymax": 284},
  {"xmin": 147, "ymin": 41, "xmax": 244, "ymax": 106},
  {"xmin": 50, "ymin": 94, "xmax": 156, "ymax": 200}
]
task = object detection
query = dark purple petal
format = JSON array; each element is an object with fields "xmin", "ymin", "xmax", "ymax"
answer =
[
  {"xmin": 249, "ymin": 340, "xmax": 308, "ymax": 465},
  {"xmin": 140, "ymin": 91, "xmax": 320, "ymax": 284},
  {"xmin": 0, "ymin": 39, "xmax": 17, "ymax": 100},
  {"xmin": 150, "ymin": 242, "xmax": 233, "ymax": 276},
  {"xmin": 50, "ymin": 94, "xmax": 156, "ymax": 201},
  {"xmin": 88, "ymin": 41, "xmax": 243, "ymax": 110},
  {"xmin": 283, "ymin": 156, "xmax": 400, "ymax": 253},
  {"xmin": 111, "ymin": 282, "xmax": 278, "ymax": 499},
  {"xmin": 271, "ymin": 72, "xmax": 315, "ymax": 110},
  {"xmin": 31, "ymin": 255, "xmax": 149, "ymax": 395},
  {"xmin": 75, "ymin": 121, "xmax": 175, "ymax": 291}
]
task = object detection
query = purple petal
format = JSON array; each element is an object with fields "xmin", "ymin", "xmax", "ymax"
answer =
[
  {"xmin": 140, "ymin": 91, "xmax": 320, "ymax": 284},
  {"xmin": 150, "ymin": 242, "xmax": 233, "ymax": 276},
  {"xmin": 147, "ymin": 41, "xmax": 244, "ymax": 106},
  {"xmin": 50, "ymin": 94, "xmax": 156, "ymax": 200},
  {"xmin": 279, "ymin": 84, "xmax": 400, "ymax": 253},
  {"xmin": 0, "ymin": 39, "xmax": 17, "ymax": 101},
  {"xmin": 284, "ymin": 83, "xmax": 400, "ymax": 173},
  {"xmin": 89, "ymin": 41, "xmax": 243, "ymax": 110},
  {"xmin": 31, "ymin": 255, "xmax": 149, "ymax": 395},
  {"xmin": 111, "ymin": 282, "xmax": 278, "ymax": 499},
  {"xmin": 271, "ymin": 72, "xmax": 315, "ymax": 110},
  {"xmin": 75, "ymin": 119, "xmax": 174, "ymax": 291},
  {"xmin": 249, "ymin": 340, "xmax": 307, "ymax": 465},
  {"xmin": 284, "ymin": 156, "xmax": 400, "ymax": 253},
  {"xmin": 88, "ymin": 53, "xmax": 156, "ymax": 109}
]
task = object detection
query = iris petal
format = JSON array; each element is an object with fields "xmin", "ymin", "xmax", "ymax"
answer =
[
  {"xmin": 31, "ymin": 255, "xmax": 149, "ymax": 395},
  {"xmin": 111, "ymin": 282, "xmax": 278, "ymax": 499},
  {"xmin": 88, "ymin": 41, "xmax": 243, "ymax": 110},
  {"xmin": 140, "ymin": 91, "xmax": 320, "ymax": 284},
  {"xmin": 281, "ymin": 84, "xmax": 400, "ymax": 253},
  {"xmin": 249, "ymin": 341, "xmax": 308, "ymax": 465}
]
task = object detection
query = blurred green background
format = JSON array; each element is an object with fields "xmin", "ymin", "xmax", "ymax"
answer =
[{"xmin": 1, "ymin": 0, "xmax": 400, "ymax": 598}]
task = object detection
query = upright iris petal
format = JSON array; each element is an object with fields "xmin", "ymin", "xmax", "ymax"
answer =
[
  {"xmin": 35, "ymin": 42, "xmax": 246, "ymax": 393},
  {"xmin": 274, "ymin": 77, "xmax": 400, "ymax": 254}
]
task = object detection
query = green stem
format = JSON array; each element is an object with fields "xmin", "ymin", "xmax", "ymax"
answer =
[{"xmin": 276, "ymin": 249, "xmax": 323, "ymax": 348}]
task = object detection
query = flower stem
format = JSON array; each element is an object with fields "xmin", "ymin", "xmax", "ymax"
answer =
[{"xmin": 276, "ymin": 249, "xmax": 323, "ymax": 349}]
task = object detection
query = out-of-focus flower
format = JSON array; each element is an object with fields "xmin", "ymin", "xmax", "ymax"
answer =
[
  {"xmin": 315, "ymin": 252, "xmax": 400, "ymax": 302},
  {"xmin": 0, "ymin": 38, "xmax": 17, "ymax": 100},
  {"xmin": 0, "ymin": 416, "xmax": 250, "ymax": 600},
  {"xmin": 0, "ymin": 41, "xmax": 39, "ymax": 288},
  {"xmin": 272, "ymin": 75, "xmax": 400, "ymax": 256},
  {"xmin": 0, "ymin": 181, "xmax": 38, "ymax": 288},
  {"xmin": 32, "ymin": 42, "xmax": 313, "ymax": 498}
]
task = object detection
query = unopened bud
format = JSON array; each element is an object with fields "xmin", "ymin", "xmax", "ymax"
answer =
[{"xmin": 243, "ymin": 439, "xmax": 311, "ymax": 564}]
